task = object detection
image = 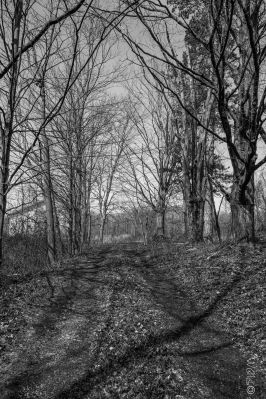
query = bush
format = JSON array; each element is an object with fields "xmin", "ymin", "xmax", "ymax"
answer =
[{"xmin": 2, "ymin": 234, "xmax": 47, "ymax": 276}]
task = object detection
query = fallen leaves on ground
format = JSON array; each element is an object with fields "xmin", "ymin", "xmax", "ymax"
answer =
[{"xmin": 0, "ymin": 242, "xmax": 265, "ymax": 398}]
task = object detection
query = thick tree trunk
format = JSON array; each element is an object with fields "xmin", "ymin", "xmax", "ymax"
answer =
[
  {"xmin": 227, "ymin": 11, "xmax": 257, "ymax": 243},
  {"xmin": 179, "ymin": 73, "xmax": 211, "ymax": 243},
  {"xmin": 182, "ymin": 178, "xmax": 206, "ymax": 243},
  {"xmin": 182, "ymin": 176, "xmax": 206, "ymax": 243},
  {"xmin": 231, "ymin": 201, "xmax": 255, "ymax": 242},
  {"xmin": 230, "ymin": 179, "xmax": 255, "ymax": 242},
  {"xmin": 191, "ymin": 198, "xmax": 205, "ymax": 242},
  {"xmin": 229, "ymin": 125, "xmax": 256, "ymax": 242},
  {"xmin": 189, "ymin": 135, "xmax": 207, "ymax": 243},
  {"xmin": 155, "ymin": 210, "xmax": 165, "ymax": 236}
]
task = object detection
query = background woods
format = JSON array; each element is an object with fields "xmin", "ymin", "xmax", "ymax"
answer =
[
  {"xmin": 1, "ymin": 0, "xmax": 266, "ymax": 268},
  {"xmin": 1, "ymin": 3, "xmax": 265, "ymax": 399}
]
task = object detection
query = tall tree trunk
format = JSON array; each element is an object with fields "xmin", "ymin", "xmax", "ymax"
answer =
[
  {"xmin": 228, "ymin": 10, "xmax": 257, "ymax": 242},
  {"xmin": 81, "ymin": 184, "xmax": 92, "ymax": 247},
  {"xmin": 82, "ymin": 155, "xmax": 93, "ymax": 247},
  {"xmin": 74, "ymin": 205, "xmax": 81, "ymax": 253},
  {"xmin": 190, "ymin": 129, "xmax": 207, "ymax": 243},
  {"xmin": 0, "ymin": 208, "xmax": 6, "ymax": 268},
  {"xmin": 43, "ymin": 175, "xmax": 56, "ymax": 264},
  {"xmin": 40, "ymin": 80, "xmax": 56, "ymax": 265},
  {"xmin": 99, "ymin": 212, "xmax": 106, "ymax": 244},
  {"xmin": 0, "ymin": 129, "xmax": 8, "ymax": 264},
  {"xmin": 155, "ymin": 187, "xmax": 166, "ymax": 236},
  {"xmin": 179, "ymin": 68, "xmax": 211, "ymax": 243},
  {"xmin": 0, "ymin": 0, "xmax": 23, "ymax": 268},
  {"xmin": 191, "ymin": 197, "xmax": 205, "ymax": 242},
  {"xmin": 155, "ymin": 210, "xmax": 165, "ymax": 236},
  {"xmin": 73, "ymin": 150, "xmax": 83, "ymax": 253},
  {"xmin": 182, "ymin": 164, "xmax": 193, "ymax": 241},
  {"xmin": 42, "ymin": 146, "xmax": 56, "ymax": 265},
  {"xmin": 230, "ymin": 175, "xmax": 255, "ymax": 242},
  {"xmin": 81, "ymin": 175, "xmax": 88, "ymax": 248},
  {"xmin": 81, "ymin": 208, "xmax": 88, "ymax": 246},
  {"xmin": 52, "ymin": 193, "xmax": 63, "ymax": 257},
  {"xmin": 87, "ymin": 212, "xmax": 92, "ymax": 245},
  {"xmin": 69, "ymin": 153, "xmax": 74, "ymax": 255},
  {"xmin": 208, "ymin": 176, "xmax": 221, "ymax": 242},
  {"xmin": 204, "ymin": 135, "xmax": 221, "ymax": 242},
  {"xmin": 139, "ymin": 214, "xmax": 148, "ymax": 245}
]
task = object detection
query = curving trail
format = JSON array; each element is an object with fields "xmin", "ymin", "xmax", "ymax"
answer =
[{"xmin": 0, "ymin": 243, "xmax": 261, "ymax": 399}]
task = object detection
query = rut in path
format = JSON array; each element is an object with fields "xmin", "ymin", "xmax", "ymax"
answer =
[{"xmin": 1, "ymin": 244, "xmax": 261, "ymax": 399}]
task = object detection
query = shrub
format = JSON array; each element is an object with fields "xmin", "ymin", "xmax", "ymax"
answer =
[{"xmin": 2, "ymin": 234, "xmax": 47, "ymax": 276}]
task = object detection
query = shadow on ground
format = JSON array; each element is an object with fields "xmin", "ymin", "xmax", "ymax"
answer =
[{"xmin": 1, "ymin": 243, "xmax": 263, "ymax": 399}]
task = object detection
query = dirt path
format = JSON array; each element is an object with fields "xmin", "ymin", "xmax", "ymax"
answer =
[{"xmin": 0, "ymin": 244, "xmax": 263, "ymax": 398}]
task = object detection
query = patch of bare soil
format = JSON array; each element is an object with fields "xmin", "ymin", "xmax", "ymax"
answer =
[{"xmin": 0, "ymin": 242, "xmax": 265, "ymax": 398}]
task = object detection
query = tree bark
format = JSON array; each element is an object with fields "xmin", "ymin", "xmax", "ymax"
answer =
[
  {"xmin": 182, "ymin": 159, "xmax": 193, "ymax": 241},
  {"xmin": 191, "ymin": 197, "xmax": 205, "ymax": 242},
  {"xmin": 230, "ymin": 176, "xmax": 255, "ymax": 242},
  {"xmin": 43, "ymin": 174, "xmax": 56, "ymax": 264},
  {"xmin": 74, "ymin": 202, "xmax": 82, "ymax": 254},
  {"xmin": 179, "ymin": 67, "xmax": 211, "ymax": 243},
  {"xmin": 39, "ymin": 76, "xmax": 57, "ymax": 265},
  {"xmin": 207, "ymin": 176, "xmax": 221, "ymax": 242},
  {"xmin": 69, "ymin": 152, "xmax": 74, "ymax": 255},
  {"xmin": 0, "ymin": 0, "xmax": 23, "ymax": 267},
  {"xmin": 155, "ymin": 187, "xmax": 166, "ymax": 236},
  {"xmin": 155, "ymin": 210, "xmax": 165, "ymax": 236},
  {"xmin": 99, "ymin": 212, "xmax": 107, "ymax": 244},
  {"xmin": 52, "ymin": 192, "xmax": 63, "ymax": 257}
]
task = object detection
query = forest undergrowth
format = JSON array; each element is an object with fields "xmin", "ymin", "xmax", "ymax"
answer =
[{"xmin": 0, "ymin": 238, "xmax": 265, "ymax": 398}]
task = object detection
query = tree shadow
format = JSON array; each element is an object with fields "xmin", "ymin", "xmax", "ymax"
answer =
[
  {"xmin": 2, "ymin": 246, "xmax": 256, "ymax": 399},
  {"xmin": 52, "ymin": 283, "xmax": 246, "ymax": 398},
  {"xmin": 2, "ymin": 252, "xmax": 125, "ymax": 398}
]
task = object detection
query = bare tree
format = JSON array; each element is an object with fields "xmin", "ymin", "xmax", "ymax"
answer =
[
  {"xmin": 119, "ymin": 0, "xmax": 266, "ymax": 242},
  {"xmin": 0, "ymin": 0, "xmax": 141, "ymax": 267},
  {"xmin": 124, "ymin": 82, "xmax": 181, "ymax": 238},
  {"xmin": 0, "ymin": 0, "xmax": 90, "ymax": 267},
  {"xmin": 49, "ymin": 21, "xmax": 123, "ymax": 253},
  {"xmin": 94, "ymin": 110, "xmax": 131, "ymax": 243}
]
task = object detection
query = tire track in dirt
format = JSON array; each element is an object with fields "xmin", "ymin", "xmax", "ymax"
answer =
[
  {"xmin": 1, "ymin": 251, "xmax": 121, "ymax": 399},
  {"xmin": 1, "ymin": 243, "xmax": 262, "ymax": 398}
]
